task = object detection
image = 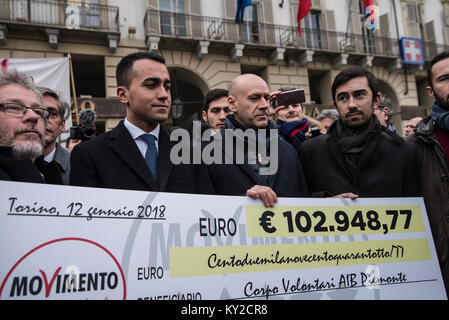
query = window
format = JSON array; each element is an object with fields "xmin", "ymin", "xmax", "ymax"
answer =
[
  {"xmin": 83, "ymin": 0, "xmax": 100, "ymax": 28},
  {"xmin": 358, "ymin": 0, "xmax": 375, "ymax": 54},
  {"xmin": 304, "ymin": 10, "xmax": 321, "ymax": 49},
  {"xmin": 406, "ymin": 2, "xmax": 422, "ymax": 38},
  {"xmin": 159, "ymin": 0, "xmax": 186, "ymax": 36},
  {"xmin": 240, "ymin": 4, "xmax": 259, "ymax": 43}
]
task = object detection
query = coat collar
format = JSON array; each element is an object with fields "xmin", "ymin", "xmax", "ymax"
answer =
[
  {"xmin": 53, "ymin": 143, "xmax": 70, "ymax": 173},
  {"xmin": 109, "ymin": 121, "xmax": 172, "ymax": 191},
  {"xmin": 219, "ymin": 115, "xmax": 278, "ymax": 186}
]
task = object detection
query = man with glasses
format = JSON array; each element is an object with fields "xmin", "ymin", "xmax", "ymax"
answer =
[
  {"xmin": 0, "ymin": 70, "xmax": 49, "ymax": 182},
  {"xmin": 34, "ymin": 87, "xmax": 70, "ymax": 185}
]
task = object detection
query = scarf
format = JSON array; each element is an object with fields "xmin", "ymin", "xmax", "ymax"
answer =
[
  {"xmin": 278, "ymin": 119, "xmax": 309, "ymax": 154},
  {"xmin": 431, "ymin": 102, "xmax": 449, "ymax": 131},
  {"xmin": 332, "ymin": 116, "xmax": 381, "ymax": 176}
]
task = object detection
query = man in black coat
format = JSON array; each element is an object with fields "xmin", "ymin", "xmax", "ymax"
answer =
[
  {"xmin": 300, "ymin": 67, "xmax": 419, "ymax": 198},
  {"xmin": 70, "ymin": 52, "xmax": 211, "ymax": 194},
  {"xmin": 0, "ymin": 70, "xmax": 48, "ymax": 183},
  {"xmin": 206, "ymin": 74, "xmax": 309, "ymax": 206}
]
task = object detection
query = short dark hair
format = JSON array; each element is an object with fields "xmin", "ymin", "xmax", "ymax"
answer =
[
  {"xmin": 116, "ymin": 52, "xmax": 166, "ymax": 88},
  {"xmin": 331, "ymin": 67, "xmax": 378, "ymax": 104},
  {"xmin": 427, "ymin": 50, "xmax": 449, "ymax": 89},
  {"xmin": 203, "ymin": 88, "xmax": 228, "ymax": 112}
]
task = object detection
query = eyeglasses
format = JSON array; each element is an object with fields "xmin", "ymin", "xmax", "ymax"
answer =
[
  {"xmin": 44, "ymin": 107, "xmax": 62, "ymax": 119},
  {"xmin": 0, "ymin": 102, "xmax": 50, "ymax": 120}
]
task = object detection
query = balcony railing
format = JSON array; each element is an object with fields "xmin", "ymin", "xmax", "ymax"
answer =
[
  {"xmin": 144, "ymin": 9, "xmax": 404, "ymax": 58},
  {"xmin": 0, "ymin": 0, "xmax": 119, "ymax": 33}
]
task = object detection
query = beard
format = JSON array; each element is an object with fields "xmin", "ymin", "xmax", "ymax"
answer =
[
  {"xmin": 434, "ymin": 91, "xmax": 449, "ymax": 111},
  {"xmin": 341, "ymin": 108, "xmax": 373, "ymax": 133},
  {"xmin": 11, "ymin": 140, "xmax": 43, "ymax": 161},
  {"xmin": 0, "ymin": 125, "xmax": 44, "ymax": 161}
]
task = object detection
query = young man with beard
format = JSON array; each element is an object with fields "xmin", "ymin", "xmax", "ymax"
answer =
[
  {"xmin": 34, "ymin": 87, "xmax": 70, "ymax": 185},
  {"xmin": 299, "ymin": 67, "xmax": 419, "ymax": 198},
  {"xmin": 206, "ymin": 74, "xmax": 308, "ymax": 207},
  {"xmin": 70, "ymin": 52, "xmax": 212, "ymax": 194},
  {"xmin": 0, "ymin": 70, "xmax": 48, "ymax": 183},
  {"xmin": 407, "ymin": 50, "xmax": 449, "ymax": 294}
]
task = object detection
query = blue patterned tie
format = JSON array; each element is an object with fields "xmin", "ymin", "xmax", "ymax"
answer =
[{"xmin": 141, "ymin": 134, "xmax": 158, "ymax": 181}]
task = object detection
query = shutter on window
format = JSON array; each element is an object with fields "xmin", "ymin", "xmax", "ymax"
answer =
[
  {"xmin": 424, "ymin": 20, "xmax": 436, "ymax": 58},
  {"xmin": 311, "ymin": 0, "xmax": 321, "ymax": 9},
  {"xmin": 406, "ymin": 3, "xmax": 420, "ymax": 38},
  {"xmin": 146, "ymin": 0, "xmax": 160, "ymax": 33},
  {"xmin": 324, "ymin": 10, "xmax": 337, "ymax": 50},
  {"xmin": 189, "ymin": 0, "xmax": 202, "ymax": 37},
  {"xmin": 350, "ymin": 0, "xmax": 362, "ymax": 34},
  {"xmin": 290, "ymin": 0, "xmax": 306, "ymax": 47},
  {"xmin": 224, "ymin": 0, "xmax": 238, "ymax": 42},
  {"xmin": 375, "ymin": 13, "xmax": 389, "ymax": 55},
  {"xmin": 259, "ymin": 0, "xmax": 275, "ymax": 44}
]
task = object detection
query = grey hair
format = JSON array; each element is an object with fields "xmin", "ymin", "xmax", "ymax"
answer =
[
  {"xmin": 37, "ymin": 87, "xmax": 70, "ymax": 120},
  {"xmin": 315, "ymin": 109, "xmax": 339, "ymax": 121},
  {"xmin": 377, "ymin": 95, "xmax": 393, "ymax": 117},
  {"xmin": 0, "ymin": 69, "xmax": 43, "ymax": 103}
]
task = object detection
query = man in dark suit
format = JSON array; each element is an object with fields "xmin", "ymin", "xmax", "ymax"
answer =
[
  {"xmin": 300, "ymin": 67, "xmax": 419, "ymax": 198},
  {"xmin": 70, "ymin": 52, "xmax": 211, "ymax": 194},
  {"xmin": 206, "ymin": 74, "xmax": 309, "ymax": 207},
  {"xmin": 35, "ymin": 87, "xmax": 71, "ymax": 185}
]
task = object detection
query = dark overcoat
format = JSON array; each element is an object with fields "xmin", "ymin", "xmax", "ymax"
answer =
[
  {"xmin": 299, "ymin": 120, "xmax": 420, "ymax": 197},
  {"xmin": 206, "ymin": 116, "xmax": 309, "ymax": 197}
]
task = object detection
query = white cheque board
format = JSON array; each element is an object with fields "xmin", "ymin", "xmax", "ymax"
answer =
[{"xmin": 0, "ymin": 181, "xmax": 446, "ymax": 300}]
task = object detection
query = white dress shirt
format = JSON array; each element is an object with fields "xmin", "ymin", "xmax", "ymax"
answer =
[{"xmin": 124, "ymin": 118, "xmax": 160, "ymax": 159}]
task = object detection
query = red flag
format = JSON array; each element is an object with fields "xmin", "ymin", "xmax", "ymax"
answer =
[
  {"xmin": 0, "ymin": 58, "xmax": 8, "ymax": 73},
  {"xmin": 297, "ymin": 0, "xmax": 311, "ymax": 37},
  {"xmin": 363, "ymin": 0, "xmax": 374, "ymax": 9}
]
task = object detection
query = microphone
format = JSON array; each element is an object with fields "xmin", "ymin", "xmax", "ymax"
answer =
[{"xmin": 78, "ymin": 109, "xmax": 97, "ymax": 127}]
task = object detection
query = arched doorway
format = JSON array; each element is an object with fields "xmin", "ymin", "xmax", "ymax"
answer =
[
  {"xmin": 167, "ymin": 67, "xmax": 208, "ymax": 130},
  {"xmin": 377, "ymin": 79, "xmax": 400, "ymax": 130}
]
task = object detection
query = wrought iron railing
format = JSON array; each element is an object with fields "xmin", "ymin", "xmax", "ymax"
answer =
[
  {"xmin": 0, "ymin": 0, "xmax": 119, "ymax": 32},
  {"xmin": 144, "ymin": 9, "xmax": 405, "ymax": 57}
]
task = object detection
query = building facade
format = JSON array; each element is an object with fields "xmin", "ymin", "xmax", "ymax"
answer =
[{"xmin": 1, "ymin": 0, "xmax": 448, "ymax": 135}]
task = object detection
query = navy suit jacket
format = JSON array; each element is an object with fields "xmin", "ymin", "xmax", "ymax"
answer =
[{"xmin": 70, "ymin": 121, "xmax": 212, "ymax": 194}]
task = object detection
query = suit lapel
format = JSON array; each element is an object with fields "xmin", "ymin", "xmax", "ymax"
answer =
[
  {"xmin": 221, "ymin": 131, "xmax": 261, "ymax": 185},
  {"xmin": 109, "ymin": 121, "xmax": 158, "ymax": 190},
  {"xmin": 157, "ymin": 128, "xmax": 173, "ymax": 191}
]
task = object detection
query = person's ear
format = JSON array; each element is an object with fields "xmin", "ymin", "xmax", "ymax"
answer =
[
  {"xmin": 425, "ymin": 86, "xmax": 434, "ymax": 98},
  {"xmin": 373, "ymin": 92, "xmax": 381, "ymax": 110},
  {"xmin": 59, "ymin": 120, "xmax": 66, "ymax": 134},
  {"xmin": 201, "ymin": 110, "xmax": 208, "ymax": 123},
  {"xmin": 117, "ymin": 86, "xmax": 129, "ymax": 104},
  {"xmin": 228, "ymin": 96, "xmax": 237, "ymax": 112}
]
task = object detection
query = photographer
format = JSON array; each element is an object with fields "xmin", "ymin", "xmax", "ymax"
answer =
[{"xmin": 273, "ymin": 87, "xmax": 309, "ymax": 155}]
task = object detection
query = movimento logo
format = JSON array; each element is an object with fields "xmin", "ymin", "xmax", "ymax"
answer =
[{"xmin": 0, "ymin": 238, "xmax": 126, "ymax": 300}]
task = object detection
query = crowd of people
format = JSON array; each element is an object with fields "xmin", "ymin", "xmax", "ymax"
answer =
[{"xmin": 1, "ymin": 49, "xmax": 449, "ymax": 295}]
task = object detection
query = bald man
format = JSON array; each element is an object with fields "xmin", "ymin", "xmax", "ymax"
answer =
[
  {"xmin": 206, "ymin": 74, "xmax": 308, "ymax": 206},
  {"xmin": 405, "ymin": 117, "xmax": 423, "ymax": 137}
]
